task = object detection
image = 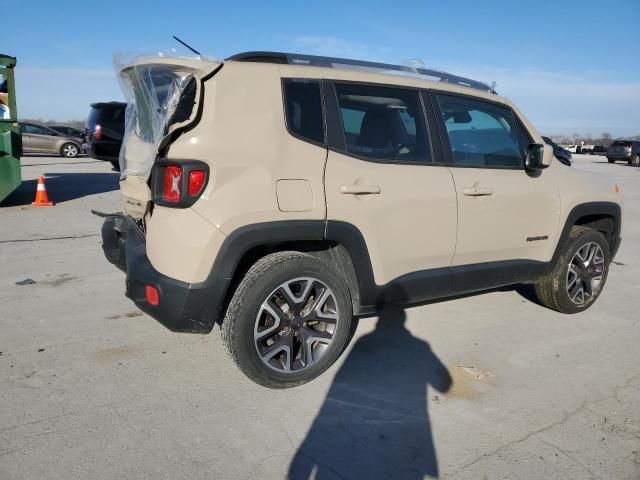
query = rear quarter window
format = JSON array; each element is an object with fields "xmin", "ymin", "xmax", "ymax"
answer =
[{"xmin": 283, "ymin": 79, "xmax": 325, "ymax": 144}]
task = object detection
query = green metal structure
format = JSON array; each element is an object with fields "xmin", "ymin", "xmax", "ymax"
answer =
[{"xmin": 0, "ymin": 54, "xmax": 22, "ymax": 203}]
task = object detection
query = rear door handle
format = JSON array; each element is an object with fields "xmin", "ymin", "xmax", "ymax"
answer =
[
  {"xmin": 339, "ymin": 184, "xmax": 381, "ymax": 195},
  {"xmin": 462, "ymin": 185, "xmax": 493, "ymax": 196}
]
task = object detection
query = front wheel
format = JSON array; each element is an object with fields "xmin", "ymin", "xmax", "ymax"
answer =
[
  {"xmin": 534, "ymin": 226, "xmax": 610, "ymax": 313},
  {"xmin": 221, "ymin": 251, "xmax": 353, "ymax": 388},
  {"xmin": 60, "ymin": 143, "xmax": 79, "ymax": 158}
]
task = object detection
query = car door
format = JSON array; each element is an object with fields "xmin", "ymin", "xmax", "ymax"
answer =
[
  {"xmin": 324, "ymin": 82, "xmax": 457, "ymax": 306},
  {"xmin": 21, "ymin": 124, "xmax": 54, "ymax": 152},
  {"xmin": 431, "ymin": 92, "xmax": 560, "ymax": 290}
]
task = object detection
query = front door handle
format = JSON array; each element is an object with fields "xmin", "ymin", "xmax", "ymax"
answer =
[
  {"xmin": 462, "ymin": 184, "xmax": 493, "ymax": 196},
  {"xmin": 339, "ymin": 184, "xmax": 381, "ymax": 195}
]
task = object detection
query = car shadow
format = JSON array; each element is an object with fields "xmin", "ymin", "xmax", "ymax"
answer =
[
  {"xmin": 288, "ymin": 306, "xmax": 452, "ymax": 479},
  {"xmin": 1, "ymin": 172, "xmax": 119, "ymax": 206}
]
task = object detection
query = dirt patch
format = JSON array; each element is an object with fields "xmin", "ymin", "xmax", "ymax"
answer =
[
  {"xmin": 105, "ymin": 311, "xmax": 142, "ymax": 320},
  {"xmin": 447, "ymin": 364, "xmax": 495, "ymax": 399},
  {"xmin": 41, "ymin": 273, "xmax": 77, "ymax": 287},
  {"xmin": 93, "ymin": 345, "xmax": 137, "ymax": 362}
]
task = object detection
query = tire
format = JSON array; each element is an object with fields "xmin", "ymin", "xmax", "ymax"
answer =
[
  {"xmin": 110, "ymin": 160, "xmax": 120, "ymax": 171},
  {"xmin": 221, "ymin": 251, "xmax": 353, "ymax": 388},
  {"xmin": 60, "ymin": 143, "xmax": 79, "ymax": 158},
  {"xmin": 630, "ymin": 155, "xmax": 640, "ymax": 167},
  {"xmin": 534, "ymin": 226, "xmax": 610, "ymax": 314},
  {"xmin": 607, "ymin": 158, "xmax": 615, "ymax": 163}
]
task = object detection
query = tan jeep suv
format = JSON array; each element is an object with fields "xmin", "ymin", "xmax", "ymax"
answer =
[{"xmin": 97, "ymin": 52, "xmax": 623, "ymax": 388}]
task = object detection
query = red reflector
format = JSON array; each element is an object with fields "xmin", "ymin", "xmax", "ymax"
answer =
[
  {"xmin": 162, "ymin": 166, "xmax": 182, "ymax": 203},
  {"xmin": 145, "ymin": 285, "xmax": 159, "ymax": 306},
  {"xmin": 95, "ymin": 124, "xmax": 102, "ymax": 140},
  {"xmin": 188, "ymin": 170, "xmax": 206, "ymax": 197}
]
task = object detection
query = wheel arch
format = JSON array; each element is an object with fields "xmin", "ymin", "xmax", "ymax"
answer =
[
  {"xmin": 551, "ymin": 202, "xmax": 622, "ymax": 268},
  {"xmin": 213, "ymin": 220, "xmax": 376, "ymax": 325}
]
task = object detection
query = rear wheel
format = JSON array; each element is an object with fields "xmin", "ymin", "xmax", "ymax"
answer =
[
  {"xmin": 221, "ymin": 251, "xmax": 353, "ymax": 388},
  {"xmin": 60, "ymin": 143, "xmax": 79, "ymax": 158},
  {"xmin": 534, "ymin": 226, "xmax": 610, "ymax": 313},
  {"xmin": 110, "ymin": 160, "xmax": 120, "ymax": 171},
  {"xmin": 607, "ymin": 158, "xmax": 615, "ymax": 163}
]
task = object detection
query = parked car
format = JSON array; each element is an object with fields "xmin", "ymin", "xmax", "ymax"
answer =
[
  {"xmin": 580, "ymin": 144, "xmax": 595, "ymax": 154},
  {"xmin": 83, "ymin": 101, "xmax": 126, "ymax": 169},
  {"xmin": 19, "ymin": 122, "xmax": 82, "ymax": 157},
  {"xmin": 49, "ymin": 125, "xmax": 84, "ymax": 138},
  {"xmin": 565, "ymin": 144, "xmax": 584, "ymax": 154},
  {"xmin": 590, "ymin": 145, "xmax": 608, "ymax": 156},
  {"xmin": 542, "ymin": 136, "xmax": 572, "ymax": 166},
  {"xmin": 607, "ymin": 140, "xmax": 640, "ymax": 166},
  {"xmin": 97, "ymin": 52, "xmax": 622, "ymax": 388}
]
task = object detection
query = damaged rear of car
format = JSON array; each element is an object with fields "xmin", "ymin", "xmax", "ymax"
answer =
[{"xmin": 98, "ymin": 55, "xmax": 224, "ymax": 333}]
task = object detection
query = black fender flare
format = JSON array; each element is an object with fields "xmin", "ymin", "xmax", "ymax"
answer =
[{"xmin": 548, "ymin": 201, "xmax": 622, "ymax": 270}]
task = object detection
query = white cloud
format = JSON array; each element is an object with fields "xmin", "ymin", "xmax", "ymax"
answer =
[
  {"xmin": 293, "ymin": 36, "xmax": 391, "ymax": 61},
  {"xmin": 15, "ymin": 67, "xmax": 123, "ymax": 121},
  {"xmin": 289, "ymin": 37, "xmax": 639, "ymax": 136},
  {"xmin": 433, "ymin": 65, "xmax": 640, "ymax": 137},
  {"xmin": 12, "ymin": 48, "xmax": 640, "ymax": 137}
]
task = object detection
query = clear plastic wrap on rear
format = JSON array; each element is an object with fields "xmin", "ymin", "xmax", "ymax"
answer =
[{"xmin": 114, "ymin": 54, "xmax": 220, "ymax": 180}]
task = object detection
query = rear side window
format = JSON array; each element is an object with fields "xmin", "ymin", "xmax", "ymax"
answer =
[
  {"xmin": 436, "ymin": 93, "xmax": 524, "ymax": 168},
  {"xmin": 335, "ymin": 83, "xmax": 431, "ymax": 163},
  {"xmin": 87, "ymin": 105, "xmax": 125, "ymax": 126},
  {"xmin": 283, "ymin": 79, "xmax": 325, "ymax": 144}
]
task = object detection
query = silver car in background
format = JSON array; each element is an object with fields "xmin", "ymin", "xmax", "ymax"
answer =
[{"xmin": 19, "ymin": 122, "xmax": 83, "ymax": 158}]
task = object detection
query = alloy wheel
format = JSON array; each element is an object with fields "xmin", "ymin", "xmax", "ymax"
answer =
[
  {"xmin": 566, "ymin": 241, "xmax": 605, "ymax": 305},
  {"xmin": 254, "ymin": 277, "xmax": 338, "ymax": 373},
  {"xmin": 63, "ymin": 144, "xmax": 78, "ymax": 157}
]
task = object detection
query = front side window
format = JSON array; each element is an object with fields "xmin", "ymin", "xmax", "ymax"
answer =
[
  {"xmin": 283, "ymin": 79, "xmax": 325, "ymax": 144},
  {"xmin": 335, "ymin": 84, "xmax": 431, "ymax": 162},
  {"xmin": 436, "ymin": 93, "xmax": 524, "ymax": 168}
]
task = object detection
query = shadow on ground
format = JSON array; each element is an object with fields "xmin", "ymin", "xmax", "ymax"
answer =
[
  {"xmin": 2, "ymin": 172, "xmax": 119, "ymax": 206},
  {"xmin": 288, "ymin": 306, "xmax": 452, "ymax": 479}
]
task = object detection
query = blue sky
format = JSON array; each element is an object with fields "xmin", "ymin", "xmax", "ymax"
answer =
[{"xmin": 3, "ymin": 0, "xmax": 639, "ymax": 136}]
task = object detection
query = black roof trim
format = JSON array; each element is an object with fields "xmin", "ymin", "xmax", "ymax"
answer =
[
  {"xmin": 226, "ymin": 51, "xmax": 495, "ymax": 93},
  {"xmin": 90, "ymin": 101, "xmax": 127, "ymax": 108}
]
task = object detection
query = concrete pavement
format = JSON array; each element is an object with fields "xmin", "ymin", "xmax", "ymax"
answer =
[{"xmin": 1, "ymin": 154, "xmax": 638, "ymax": 479}]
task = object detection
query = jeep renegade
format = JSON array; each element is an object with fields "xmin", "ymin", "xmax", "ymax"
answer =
[{"xmin": 97, "ymin": 52, "xmax": 623, "ymax": 388}]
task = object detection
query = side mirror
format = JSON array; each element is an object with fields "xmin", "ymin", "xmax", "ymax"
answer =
[{"xmin": 525, "ymin": 143, "xmax": 551, "ymax": 172}]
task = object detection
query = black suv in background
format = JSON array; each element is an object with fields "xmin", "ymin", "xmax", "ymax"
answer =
[
  {"xmin": 607, "ymin": 140, "xmax": 640, "ymax": 166},
  {"xmin": 542, "ymin": 136, "xmax": 572, "ymax": 166},
  {"xmin": 83, "ymin": 102, "xmax": 126, "ymax": 169}
]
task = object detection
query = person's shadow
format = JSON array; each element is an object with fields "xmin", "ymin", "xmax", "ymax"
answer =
[{"xmin": 288, "ymin": 306, "xmax": 452, "ymax": 479}]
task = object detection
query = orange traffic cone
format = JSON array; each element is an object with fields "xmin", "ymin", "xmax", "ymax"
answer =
[{"xmin": 31, "ymin": 176, "xmax": 54, "ymax": 207}]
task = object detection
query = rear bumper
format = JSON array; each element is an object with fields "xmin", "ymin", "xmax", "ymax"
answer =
[
  {"xmin": 86, "ymin": 140, "xmax": 121, "ymax": 162},
  {"xmin": 607, "ymin": 154, "xmax": 631, "ymax": 160},
  {"xmin": 100, "ymin": 214, "xmax": 222, "ymax": 333}
]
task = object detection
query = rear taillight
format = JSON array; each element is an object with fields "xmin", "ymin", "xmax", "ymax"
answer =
[
  {"xmin": 154, "ymin": 161, "xmax": 209, "ymax": 208},
  {"xmin": 188, "ymin": 170, "xmax": 206, "ymax": 197},
  {"xmin": 94, "ymin": 124, "xmax": 102, "ymax": 140},
  {"xmin": 162, "ymin": 166, "xmax": 183, "ymax": 203}
]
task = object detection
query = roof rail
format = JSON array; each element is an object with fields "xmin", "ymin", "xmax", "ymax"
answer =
[{"xmin": 226, "ymin": 51, "xmax": 496, "ymax": 94}]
